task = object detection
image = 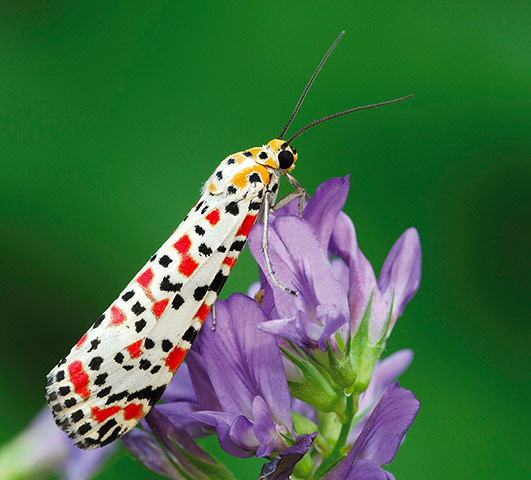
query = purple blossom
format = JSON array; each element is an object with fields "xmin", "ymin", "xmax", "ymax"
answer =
[
  {"xmin": 249, "ymin": 176, "xmax": 421, "ymax": 350},
  {"xmin": 258, "ymin": 432, "xmax": 317, "ymax": 480},
  {"xmin": 137, "ymin": 293, "xmax": 304, "ymax": 463},
  {"xmin": 188, "ymin": 293, "xmax": 295, "ymax": 458},
  {"xmin": 0, "ymin": 407, "xmax": 114, "ymax": 480},
  {"xmin": 322, "ymin": 383, "xmax": 420, "ymax": 480},
  {"xmin": 330, "ymin": 211, "xmax": 421, "ymax": 342}
]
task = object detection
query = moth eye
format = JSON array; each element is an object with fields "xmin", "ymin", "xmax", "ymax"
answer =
[{"xmin": 278, "ymin": 150, "xmax": 294, "ymax": 169}]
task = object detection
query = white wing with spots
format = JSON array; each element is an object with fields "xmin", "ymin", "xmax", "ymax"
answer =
[{"xmin": 46, "ymin": 152, "xmax": 276, "ymax": 449}]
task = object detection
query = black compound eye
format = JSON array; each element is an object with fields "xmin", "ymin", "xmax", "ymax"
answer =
[{"xmin": 278, "ymin": 150, "xmax": 294, "ymax": 169}]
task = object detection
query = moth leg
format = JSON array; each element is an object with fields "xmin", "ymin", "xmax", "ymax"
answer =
[
  {"xmin": 285, "ymin": 173, "xmax": 312, "ymax": 199},
  {"xmin": 262, "ymin": 191, "xmax": 298, "ymax": 296},
  {"xmin": 211, "ymin": 302, "xmax": 217, "ymax": 331},
  {"xmin": 271, "ymin": 188, "xmax": 307, "ymax": 217},
  {"xmin": 273, "ymin": 173, "xmax": 311, "ymax": 217}
]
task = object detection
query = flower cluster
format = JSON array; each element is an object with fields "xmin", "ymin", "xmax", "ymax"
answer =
[
  {"xmin": 121, "ymin": 176, "xmax": 422, "ymax": 479},
  {"xmin": 1, "ymin": 176, "xmax": 422, "ymax": 480}
]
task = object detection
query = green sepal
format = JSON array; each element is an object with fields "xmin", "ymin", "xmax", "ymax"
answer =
[
  {"xmin": 326, "ymin": 340, "xmax": 356, "ymax": 389},
  {"xmin": 317, "ymin": 411, "xmax": 342, "ymax": 448},
  {"xmin": 292, "ymin": 451, "xmax": 315, "ymax": 479},
  {"xmin": 281, "ymin": 346, "xmax": 342, "ymax": 413},
  {"xmin": 293, "ymin": 411, "xmax": 319, "ymax": 436},
  {"xmin": 348, "ymin": 292, "xmax": 393, "ymax": 394}
]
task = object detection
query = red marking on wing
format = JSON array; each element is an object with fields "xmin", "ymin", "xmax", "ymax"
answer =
[
  {"xmin": 179, "ymin": 256, "xmax": 199, "ymax": 277},
  {"xmin": 92, "ymin": 405, "xmax": 121, "ymax": 423},
  {"xmin": 173, "ymin": 234, "xmax": 199, "ymax": 277},
  {"xmin": 68, "ymin": 361, "xmax": 90, "ymax": 399},
  {"xmin": 152, "ymin": 298, "xmax": 169, "ymax": 318},
  {"xmin": 205, "ymin": 209, "xmax": 220, "ymax": 225},
  {"xmin": 110, "ymin": 305, "xmax": 126, "ymax": 325},
  {"xmin": 166, "ymin": 346, "xmax": 187, "ymax": 371},
  {"xmin": 173, "ymin": 235, "xmax": 192, "ymax": 254},
  {"xmin": 223, "ymin": 257, "xmax": 236, "ymax": 269},
  {"xmin": 137, "ymin": 268, "xmax": 154, "ymax": 289},
  {"xmin": 126, "ymin": 340, "xmax": 143, "ymax": 359},
  {"xmin": 76, "ymin": 333, "xmax": 88, "ymax": 348},
  {"xmin": 236, "ymin": 214, "xmax": 257, "ymax": 237},
  {"xmin": 195, "ymin": 303, "xmax": 210, "ymax": 323},
  {"xmin": 123, "ymin": 403, "xmax": 143, "ymax": 421}
]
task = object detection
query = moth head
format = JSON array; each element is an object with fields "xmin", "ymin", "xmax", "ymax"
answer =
[{"xmin": 266, "ymin": 139, "xmax": 298, "ymax": 172}]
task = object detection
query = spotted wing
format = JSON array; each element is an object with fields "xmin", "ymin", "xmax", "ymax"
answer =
[{"xmin": 46, "ymin": 153, "xmax": 272, "ymax": 449}]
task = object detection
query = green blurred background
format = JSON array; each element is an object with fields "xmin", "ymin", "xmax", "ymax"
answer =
[{"xmin": 1, "ymin": 1, "xmax": 529, "ymax": 479}]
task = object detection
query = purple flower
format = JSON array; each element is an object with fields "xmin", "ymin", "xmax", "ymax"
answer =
[
  {"xmin": 322, "ymin": 383, "xmax": 420, "ymax": 480},
  {"xmin": 248, "ymin": 182, "xmax": 350, "ymax": 351},
  {"xmin": 140, "ymin": 293, "xmax": 304, "ymax": 463},
  {"xmin": 123, "ymin": 407, "xmax": 235, "ymax": 480},
  {"xmin": 0, "ymin": 407, "xmax": 114, "ymax": 480},
  {"xmin": 258, "ymin": 432, "xmax": 317, "ymax": 480},
  {"xmin": 330, "ymin": 211, "xmax": 421, "ymax": 342},
  {"xmin": 188, "ymin": 293, "xmax": 295, "ymax": 458},
  {"xmin": 249, "ymin": 177, "xmax": 421, "ymax": 351}
]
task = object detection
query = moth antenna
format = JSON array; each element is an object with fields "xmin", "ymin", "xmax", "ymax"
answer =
[
  {"xmin": 286, "ymin": 94, "xmax": 414, "ymax": 144},
  {"xmin": 278, "ymin": 31, "xmax": 345, "ymax": 140}
]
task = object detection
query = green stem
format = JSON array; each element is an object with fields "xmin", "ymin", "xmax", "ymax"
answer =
[{"xmin": 314, "ymin": 394, "xmax": 357, "ymax": 479}]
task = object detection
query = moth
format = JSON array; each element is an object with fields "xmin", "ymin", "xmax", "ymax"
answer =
[{"xmin": 46, "ymin": 31, "xmax": 411, "ymax": 449}]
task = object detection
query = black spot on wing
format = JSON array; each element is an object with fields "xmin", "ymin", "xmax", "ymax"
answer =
[
  {"xmin": 97, "ymin": 418, "xmax": 118, "ymax": 440},
  {"xmin": 78, "ymin": 423, "xmax": 92, "ymax": 435},
  {"xmin": 132, "ymin": 302, "xmax": 146, "ymax": 315},
  {"xmin": 135, "ymin": 319, "xmax": 147, "ymax": 333},
  {"xmin": 106, "ymin": 391, "xmax": 128, "ymax": 405},
  {"xmin": 225, "ymin": 202, "xmax": 239, "ymax": 216},
  {"xmin": 198, "ymin": 243, "xmax": 212, "ymax": 256},
  {"xmin": 193, "ymin": 285, "xmax": 208, "ymax": 301},
  {"xmin": 89, "ymin": 357, "xmax": 103, "ymax": 371},
  {"xmin": 159, "ymin": 255, "xmax": 173, "ymax": 267},
  {"xmin": 88, "ymin": 339, "xmax": 101, "ymax": 352},
  {"xmin": 182, "ymin": 326, "xmax": 198, "ymax": 344},
  {"xmin": 93, "ymin": 314, "xmax": 105, "ymax": 329},
  {"xmin": 249, "ymin": 172, "xmax": 262, "ymax": 183},
  {"xmin": 230, "ymin": 240, "xmax": 246, "ymax": 252},
  {"xmin": 161, "ymin": 276, "xmax": 182, "ymax": 292},
  {"xmin": 210, "ymin": 271, "xmax": 228, "ymax": 294},
  {"xmin": 172, "ymin": 294, "xmax": 184, "ymax": 310},
  {"xmin": 122, "ymin": 290, "xmax": 135, "ymax": 301},
  {"xmin": 127, "ymin": 385, "xmax": 166, "ymax": 407}
]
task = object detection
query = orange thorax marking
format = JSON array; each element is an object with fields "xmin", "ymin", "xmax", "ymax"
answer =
[{"xmin": 231, "ymin": 165, "xmax": 270, "ymax": 189}]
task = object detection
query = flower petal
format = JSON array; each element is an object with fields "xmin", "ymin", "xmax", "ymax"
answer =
[
  {"xmin": 323, "ymin": 383, "xmax": 419, "ymax": 479},
  {"xmin": 191, "ymin": 410, "xmax": 257, "ymax": 458},
  {"xmin": 249, "ymin": 216, "xmax": 349, "ymax": 348},
  {"xmin": 353, "ymin": 383, "xmax": 419, "ymax": 466},
  {"xmin": 258, "ymin": 433, "xmax": 317, "ymax": 480},
  {"xmin": 302, "ymin": 176, "xmax": 350, "ymax": 252},
  {"xmin": 185, "ymin": 349, "xmax": 222, "ymax": 412},
  {"xmin": 252, "ymin": 396, "xmax": 285, "ymax": 458},
  {"xmin": 146, "ymin": 407, "xmax": 215, "ymax": 475},
  {"xmin": 378, "ymin": 227, "xmax": 422, "ymax": 329},
  {"xmin": 161, "ymin": 363, "xmax": 197, "ymax": 403},
  {"xmin": 121, "ymin": 429, "xmax": 180, "ymax": 479},
  {"xmin": 330, "ymin": 212, "xmax": 379, "ymax": 333},
  {"xmin": 348, "ymin": 459, "xmax": 394, "ymax": 480},
  {"xmin": 197, "ymin": 294, "xmax": 292, "ymax": 430}
]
